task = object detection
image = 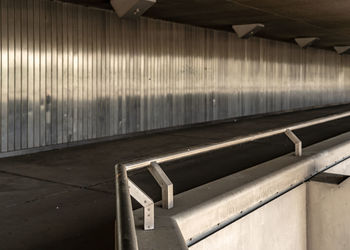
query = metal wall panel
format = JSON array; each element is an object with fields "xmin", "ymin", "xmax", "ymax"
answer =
[{"xmin": 1, "ymin": 0, "xmax": 350, "ymax": 153}]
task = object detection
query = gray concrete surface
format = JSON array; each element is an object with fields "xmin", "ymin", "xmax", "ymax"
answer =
[
  {"xmin": 1, "ymin": 104, "xmax": 350, "ymax": 250},
  {"xmin": 191, "ymin": 185, "xmax": 307, "ymax": 250},
  {"xmin": 308, "ymin": 178, "xmax": 350, "ymax": 250},
  {"xmin": 135, "ymin": 130, "xmax": 350, "ymax": 250}
]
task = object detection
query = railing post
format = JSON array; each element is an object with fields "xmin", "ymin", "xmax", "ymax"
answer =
[
  {"xmin": 115, "ymin": 164, "xmax": 138, "ymax": 250},
  {"xmin": 285, "ymin": 129, "xmax": 302, "ymax": 157},
  {"xmin": 128, "ymin": 179, "xmax": 155, "ymax": 230},
  {"xmin": 148, "ymin": 161, "xmax": 174, "ymax": 209}
]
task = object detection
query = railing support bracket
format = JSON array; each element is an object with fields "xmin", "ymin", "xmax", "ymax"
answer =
[
  {"xmin": 148, "ymin": 162, "xmax": 174, "ymax": 209},
  {"xmin": 285, "ymin": 129, "xmax": 302, "ymax": 157},
  {"xmin": 128, "ymin": 179, "xmax": 154, "ymax": 230}
]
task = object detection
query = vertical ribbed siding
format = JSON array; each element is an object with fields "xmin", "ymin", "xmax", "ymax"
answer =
[{"xmin": 1, "ymin": 0, "xmax": 350, "ymax": 153}]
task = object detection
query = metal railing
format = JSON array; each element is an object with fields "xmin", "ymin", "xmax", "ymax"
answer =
[
  {"xmin": 115, "ymin": 164, "xmax": 138, "ymax": 250},
  {"xmin": 115, "ymin": 110, "xmax": 350, "ymax": 250}
]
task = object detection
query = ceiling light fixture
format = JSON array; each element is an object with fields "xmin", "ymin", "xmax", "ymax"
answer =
[
  {"xmin": 110, "ymin": 0, "xmax": 156, "ymax": 18},
  {"xmin": 232, "ymin": 24, "xmax": 264, "ymax": 39},
  {"xmin": 334, "ymin": 46, "xmax": 350, "ymax": 55},
  {"xmin": 295, "ymin": 37, "xmax": 319, "ymax": 49}
]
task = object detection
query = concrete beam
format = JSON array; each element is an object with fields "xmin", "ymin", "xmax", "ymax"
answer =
[
  {"xmin": 334, "ymin": 46, "xmax": 350, "ymax": 55},
  {"xmin": 295, "ymin": 37, "xmax": 319, "ymax": 48},
  {"xmin": 232, "ymin": 24, "xmax": 264, "ymax": 39},
  {"xmin": 172, "ymin": 132, "xmax": 350, "ymax": 245},
  {"xmin": 325, "ymin": 158, "xmax": 350, "ymax": 176},
  {"xmin": 110, "ymin": 0, "xmax": 156, "ymax": 18}
]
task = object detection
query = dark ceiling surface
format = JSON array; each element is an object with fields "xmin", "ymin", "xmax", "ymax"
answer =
[{"xmin": 58, "ymin": 0, "xmax": 350, "ymax": 50}]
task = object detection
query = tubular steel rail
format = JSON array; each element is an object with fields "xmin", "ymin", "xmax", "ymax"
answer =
[
  {"xmin": 115, "ymin": 110, "xmax": 350, "ymax": 250},
  {"xmin": 115, "ymin": 164, "xmax": 138, "ymax": 250}
]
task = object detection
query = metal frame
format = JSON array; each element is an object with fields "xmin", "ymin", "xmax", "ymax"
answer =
[{"xmin": 115, "ymin": 110, "xmax": 350, "ymax": 249}]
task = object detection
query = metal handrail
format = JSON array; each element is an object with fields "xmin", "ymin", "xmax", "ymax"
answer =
[
  {"xmin": 116, "ymin": 110, "xmax": 350, "ymax": 249},
  {"xmin": 115, "ymin": 164, "xmax": 138, "ymax": 250},
  {"xmin": 124, "ymin": 110, "xmax": 350, "ymax": 171}
]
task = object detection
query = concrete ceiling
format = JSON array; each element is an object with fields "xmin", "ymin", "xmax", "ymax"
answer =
[{"xmin": 59, "ymin": 0, "xmax": 350, "ymax": 50}]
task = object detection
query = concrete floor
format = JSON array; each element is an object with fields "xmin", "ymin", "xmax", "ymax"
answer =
[{"xmin": 1, "ymin": 104, "xmax": 350, "ymax": 250}]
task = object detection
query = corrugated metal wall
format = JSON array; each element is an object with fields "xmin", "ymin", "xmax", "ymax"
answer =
[{"xmin": 1, "ymin": 0, "xmax": 350, "ymax": 153}]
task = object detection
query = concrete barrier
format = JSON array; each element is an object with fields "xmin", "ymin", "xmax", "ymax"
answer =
[
  {"xmin": 308, "ymin": 178, "xmax": 350, "ymax": 250},
  {"xmin": 133, "ymin": 132, "xmax": 350, "ymax": 249}
]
